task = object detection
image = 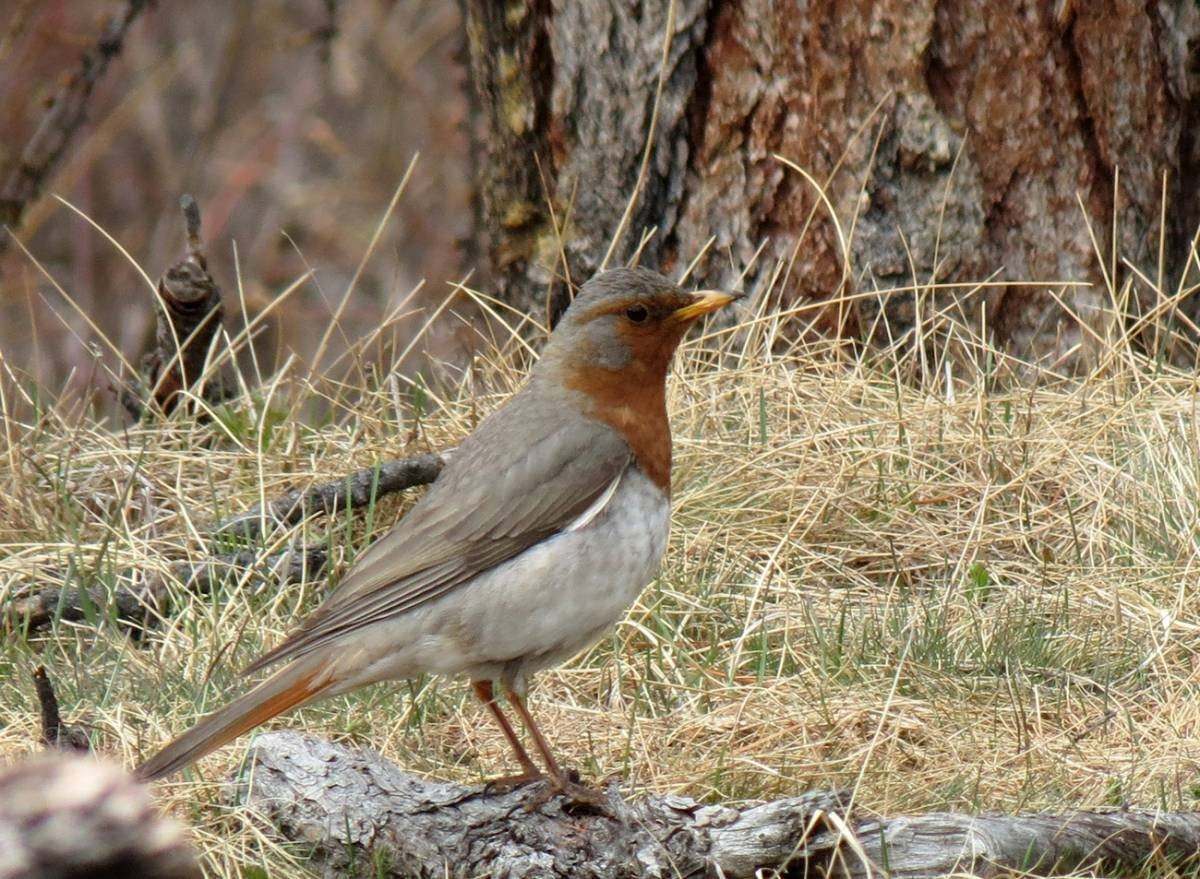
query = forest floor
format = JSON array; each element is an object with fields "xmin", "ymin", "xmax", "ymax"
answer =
[{"xmin": 3, "ymin": 285, "xmax": 1200, "ymax": 877}]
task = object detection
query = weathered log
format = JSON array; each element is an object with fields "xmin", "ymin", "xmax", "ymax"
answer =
[
  {"xmin": 209, "ymin": 451, "xmax": 446, "ymax": 542},
  {"xmin": 232, "ymin": 731, "xmax": 1200, "ymax": 878},
  {"xmin": 0, "ymin": 754, "xmax": 200, "ymax": 879},
  {"xmin": 812, "ymin": 810, "xmax": 1200, "ymax": 878},
  {"xmin": 231, "ymin": 730, "xmax": 845, "ymax": 879}
]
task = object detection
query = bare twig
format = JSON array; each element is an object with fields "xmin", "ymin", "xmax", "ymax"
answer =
[
  {"xmin": 5, "ymin": 452, "xmax": 445, "ymax": 634},
  {"xmin": 30, "ymin": 666, "xmax": 90, "ymax": 752},
  {"xmin": 209, "ymin": 451, "xmax": 446, "ymax": 542},
  {"xmin": 0, "ymin": 0, "xmax": 152, "ymax": 248}
]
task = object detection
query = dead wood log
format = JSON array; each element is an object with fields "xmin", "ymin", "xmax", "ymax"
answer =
[
  {"xmin": 0, "ymin": 753, "xmax": 200, "ymax": 879},
  {"xmin": 810, "ymin": 810, "xmax": 1200, "ymax": 878},
  {"xmin": 231, "ymin": 731, "xmax": 846, "ymax": 879},
  {"xmin": 231, "ymin": 731, "xmax": 1200, "ymax": 878}
]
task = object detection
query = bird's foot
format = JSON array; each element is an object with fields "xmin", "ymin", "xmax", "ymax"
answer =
[
  {"xmin": 525, "ymin": 771, "xmax": 615, "ymax": 817},
  {"xmin": 482, "ymin": 770, "xmax": 545, "ymax": 794}
]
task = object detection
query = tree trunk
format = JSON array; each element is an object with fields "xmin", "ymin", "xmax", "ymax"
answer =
[{"xmin": 460, "ymin": 0, "xmax": 1200, "ymax": 363}]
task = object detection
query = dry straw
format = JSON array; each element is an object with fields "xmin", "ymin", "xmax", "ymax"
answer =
[{"xmin": 3, "ymin": 199, "xmax": 1200, "ymax": 877}]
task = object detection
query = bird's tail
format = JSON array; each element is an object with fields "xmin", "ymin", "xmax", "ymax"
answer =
[{"xmin": 135, "ymin": 657, "xmax": 333, "ymax": 781}]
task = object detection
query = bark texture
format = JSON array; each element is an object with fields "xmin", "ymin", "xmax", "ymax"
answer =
[
  {"xmin": 462, "ymin": 0, "xmax": 1200, "ymax": 361},
  {"xmin": 233, "ymin": 730, "xmax": 1200, "ymax": 879},
  {"xmin": 232, "ymin": 730, "xmax": 847, "ymax": 878}
]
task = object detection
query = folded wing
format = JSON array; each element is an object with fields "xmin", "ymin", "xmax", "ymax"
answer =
[{"xmin": 245, "ymin": 388, "xmax": 631, "ymax": 673}]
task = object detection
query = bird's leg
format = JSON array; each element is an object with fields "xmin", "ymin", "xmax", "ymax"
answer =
[
  {"xmin": 504, "ymin": 686, "xmax": 609, "ymax": 810},
  {"xmin": 471, "ymin": 680, "xmax": 543, "ymax": 788},
  {"xmin": 502, "ymin": 687, "xmax": 564, "ymax": 779}
]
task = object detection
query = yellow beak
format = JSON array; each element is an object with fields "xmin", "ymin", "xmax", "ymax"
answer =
[{"xmin": 671, "ymin": 289, "xmax": 738, "ymax": 322}]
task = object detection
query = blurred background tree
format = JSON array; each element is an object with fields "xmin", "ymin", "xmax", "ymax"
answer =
[
  {"xmin": 4, "ymin": 0, "xmax": 1200, "ymax": 402},
  {"xmin": 0, "ymin": 0, "xmax": 470, "ymax": 399}
]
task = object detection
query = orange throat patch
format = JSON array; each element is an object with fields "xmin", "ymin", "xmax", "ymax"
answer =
[{"xmin": 564, "ymin": 360, "xmax": 673, "ymax": 495}]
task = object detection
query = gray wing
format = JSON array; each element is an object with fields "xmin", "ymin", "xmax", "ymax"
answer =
[{"xmin": 245, "ymin": 387, "xmax": 631, "ymax": 673}]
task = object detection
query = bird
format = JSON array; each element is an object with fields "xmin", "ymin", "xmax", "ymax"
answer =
[{"xmin": 136, "ymin": 266, "xmax": 737, "ymax": 802}]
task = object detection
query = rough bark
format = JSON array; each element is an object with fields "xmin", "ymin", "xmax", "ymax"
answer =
[
  {"xmin": 232, "ymin": 730, "xmax": 1200, "ymax": 879},
  {"xmin": 462, "ymin": 1, "xmax": 1200, "ymax": 362},
  {"xmin": 232, "ymin": 730, "xmax": 848, "ymax": 879},
  {"xmin": 459, "ymin": 0, "xmax": 712, "ymax": 327},
  {"xmin": 459, "ymin": 0, "xmax": 563, "ymax": 324},
  {"xmin": 812, "ymin": 810, "xmax": 1200, "ymax": 878},
  {"xmin": 0, "ymin": 754, "xmax": 200, "ymax": 879}
]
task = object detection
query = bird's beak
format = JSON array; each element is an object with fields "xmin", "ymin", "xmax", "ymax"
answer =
[{"xmin": 672, "ymin": 289, "xmax": 738, "ymax": 322}]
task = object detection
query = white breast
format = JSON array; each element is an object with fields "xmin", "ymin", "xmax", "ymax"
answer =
[
  {"xmin": 446, "ymin": 466, "xmax": 669, "ymax": 676},
  {"xmin": 340, "ymin": 466, "xmax": 671, "ymax": 691}
]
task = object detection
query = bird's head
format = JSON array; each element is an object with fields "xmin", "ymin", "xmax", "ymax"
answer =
[
  {"xmin": 538, "ymin": 267, "xmax": 737, "ymax": 380},
  {"xmin": 534, "ymin": 267, "xmax": 737, "ymax": 492}
]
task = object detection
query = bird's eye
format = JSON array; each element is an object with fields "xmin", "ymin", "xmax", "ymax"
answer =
[{"xmin": 625, "ymin": 305, "xmax": 649, "ymax": 323}]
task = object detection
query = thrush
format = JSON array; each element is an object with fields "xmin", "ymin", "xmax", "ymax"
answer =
[{"xmin": 136, "ymin": 267, "xmax": 736, "ymax": 800}]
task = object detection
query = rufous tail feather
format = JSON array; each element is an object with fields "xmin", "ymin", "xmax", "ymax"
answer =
[{"xmin": 135, "ymin": 659, "xmax": 331, "ymax": 781}]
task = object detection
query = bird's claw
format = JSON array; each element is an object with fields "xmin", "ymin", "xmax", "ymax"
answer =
[
  {"xmin": 523, "ymin": 774, "xmax": 615, "ymax": 817},
  {"xmin": 482, "ymin": 770, "xmax": 545, "ymax": 794}
]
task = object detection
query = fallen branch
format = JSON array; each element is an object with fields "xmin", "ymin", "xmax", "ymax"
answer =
[
  {"xmin": 0, "ymin": 754, "xmax": 200, "ymax": 879},
  {"xmin": 232, "ymin": 731, "xmax": 1200, "ymax": 879},
  {"xmin": 209, "ymin": 451, "xmax": 446, "ymax": 542},
  {"xmin": 810, "ymin": 810, "xmax": 1200, "ymax": 878},
  {"xmin": 0, "ymin": 0, "xmax": 152, "ymax": 245},
  {"xmin": 5, "ymin": 451, "xmax": 446, "ymax": 633},
  {"xmin": 4, "ymin": 546, "xmax": 326, "ymax": 634}
]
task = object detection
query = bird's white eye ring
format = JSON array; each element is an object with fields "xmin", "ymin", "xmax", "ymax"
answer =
[{"xmin": 625, "ymin": 304, "xmax": 649, "ymax": 323}]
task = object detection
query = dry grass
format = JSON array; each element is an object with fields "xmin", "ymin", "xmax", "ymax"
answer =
[{"xmin": 4, "ymin": 254, "xmax": 1200, "ymax": 877}]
